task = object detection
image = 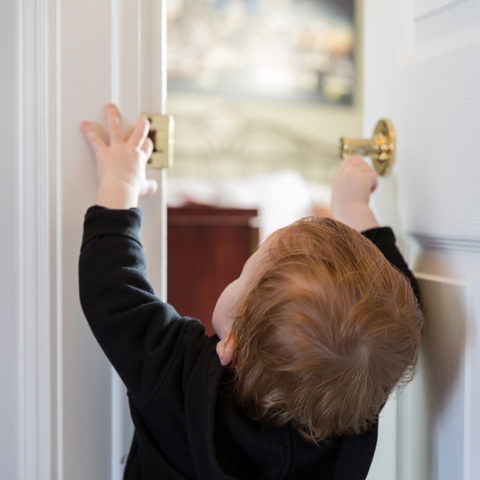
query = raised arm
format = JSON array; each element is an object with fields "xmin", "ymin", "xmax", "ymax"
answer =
[
  {"xmin": 331, "ymin": 157, "xmax": 421, "ymax": 303},
  {"xmin": 79, "ymin": 206, "xmax": 193, "ymax": 405},
  {"xmin": 79, "ymin": 105, "xmax": 206, "ymax": 406}
]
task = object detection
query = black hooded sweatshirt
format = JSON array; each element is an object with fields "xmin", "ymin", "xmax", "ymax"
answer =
[{"xmin": 79, "ymin": 206, "xmax": 419, "ymax": 480}]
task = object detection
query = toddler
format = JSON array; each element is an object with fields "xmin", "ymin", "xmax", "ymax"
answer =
[{"xmin": 80, "ymin": 104, "xmax": 423, "ymax": 480}]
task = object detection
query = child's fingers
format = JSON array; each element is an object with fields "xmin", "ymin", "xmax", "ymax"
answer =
[
  {"xmin": 81, "ymin": 120, "xmax": 107, "ymax": 153},
  {"xmin": 105, "ymin": 104, "xmax": 124, "ymax": 145},
  {"xmin": 359, "ymin": 160, "xmax": 378, "ymax": 193},
  {"xmin": 140, "ymin": 137, "xmax": 154, "ymax": 160},
  {"xmin": 142, "ymin": 178, "xmax": 158, "ymax": 196},
  {"xmin": 128, "ymin": 116, "xmax": 150, "ymax": 148}
]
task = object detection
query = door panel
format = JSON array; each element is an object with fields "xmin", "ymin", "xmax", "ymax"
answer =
[
  {"xmin": 365, "ymin": 0, "xmax": 480, "ymax": 478},
  {"xmin": 413, "ymin": 0, "xmax": 480, "ymax": 47},
  {"xmin": 60, "ymin": 1, "xmax": 167, "ymax": 477}
]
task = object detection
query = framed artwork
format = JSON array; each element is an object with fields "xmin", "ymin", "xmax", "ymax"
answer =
[{"xmin": 167, "ymin": 0, "xmax": 355, "ymax": 104}]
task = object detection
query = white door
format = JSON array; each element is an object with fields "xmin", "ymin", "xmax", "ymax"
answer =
[
  {"xmin": 364, "ymin": 1, "xmax": 480, "ymax": 479},
  {"xmin": 0, "ymin": 0, "xmax": 168, "ymax": 478}
]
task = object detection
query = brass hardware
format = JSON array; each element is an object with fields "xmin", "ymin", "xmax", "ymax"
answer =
[
  {"xmin": 143, "ymin": 114, "xmax": 175, "ymax": 169},
  {"xmin": 339, "ymin": 119, "xmax": 396, "ymax": 176}
]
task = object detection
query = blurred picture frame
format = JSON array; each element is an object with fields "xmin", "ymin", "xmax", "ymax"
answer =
[{"xmin": 167, "ymin": 0, "xmax": 356, "ymax": 104}]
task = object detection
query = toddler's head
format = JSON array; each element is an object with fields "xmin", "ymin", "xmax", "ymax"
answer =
[{"xmin": 213, "ymin": 216, "xmax": 423, "ymax": 443}]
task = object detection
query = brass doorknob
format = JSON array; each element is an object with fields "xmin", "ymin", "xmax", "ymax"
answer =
[{"xmin": 339, "ymin": 119, "xmax": 396, "ymax": 176}]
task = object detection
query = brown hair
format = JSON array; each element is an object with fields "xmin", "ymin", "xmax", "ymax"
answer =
[{"xmin": 230, "ymin": 217, "xmax": 423, "ymax": 443}]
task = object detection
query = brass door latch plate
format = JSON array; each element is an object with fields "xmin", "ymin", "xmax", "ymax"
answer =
[
  {"xmin": 142, "ymin": 114, "xmax": 175, "ymax": 169},
  {"xmin": 339, "ymin": 119, "xmax": 396, "ymax": 176}
]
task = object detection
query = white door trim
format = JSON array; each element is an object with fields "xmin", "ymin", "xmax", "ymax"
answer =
[{"xmin": 16, "ymin": 0, "xmax": 57, "ymax": 478}]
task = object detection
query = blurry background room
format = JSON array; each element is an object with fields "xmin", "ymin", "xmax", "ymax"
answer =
[{"xmin": 165, "ymin": 0, "xmax": 363, "ymax": 332}]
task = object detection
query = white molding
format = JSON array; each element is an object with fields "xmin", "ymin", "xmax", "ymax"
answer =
[
  {"xmin": 139, "ymin": 0, "xmax": 168, "ymax": 300},
  {"xmin": 17, "ymin": 0, "xmax": 26, "ymax": 476},
  {"xmin": 110, "ymin": 3, "xmax": 122, "ymax": 479},
  {"xmin": 404, "ymin": 233, "xmax": 480, "ymax": 254},
  {"xmin": 54, "ymin": 0, "xmax": 63, "ymax": 478},
  {"xmin": 110, "ymin": 2, "xmax": 129, "ymax": 476},
  {"xmin": 111, "ymin": 0, "xmax": 120, "ymax": 104},
  {"xmin": 17, "ymin": 0, "xmax": 53, "ymax": 478}
]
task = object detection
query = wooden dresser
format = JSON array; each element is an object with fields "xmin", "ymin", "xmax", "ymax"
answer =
[{"xmin": 167, "ymin": 205, "xmax": 259, "ymax": 335}]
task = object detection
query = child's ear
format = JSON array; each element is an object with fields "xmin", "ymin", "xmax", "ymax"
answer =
[{"xmin": 216, "ymin": 333, "xmax": 235, "ymax": 366}]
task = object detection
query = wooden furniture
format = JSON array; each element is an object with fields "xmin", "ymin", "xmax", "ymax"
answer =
[{"xmin": 167, "ymin": 205, "xmax": 258, "ymax": 336}]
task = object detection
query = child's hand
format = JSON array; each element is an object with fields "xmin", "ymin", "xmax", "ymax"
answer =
[
  {"xmin": 331, "ymin": 156, "xmax": 379, "ymax": 232},
  {"xmin": 81, "ymin": 104, "xmax": 158, "ymax": 209}
]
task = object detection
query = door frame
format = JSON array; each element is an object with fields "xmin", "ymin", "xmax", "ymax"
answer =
[{"xmin": 1, "ymin": 1, "xmax": 168, "ymax": 478}]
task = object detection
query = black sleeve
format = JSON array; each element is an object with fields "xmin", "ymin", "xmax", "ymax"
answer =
[
  {"xmin": 361, "ymin": 227, "xmax": 421, "ymax": 305},
  {"xmin": 79, "ymin": 206, "xmax": 207, "ymax": 407}
]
